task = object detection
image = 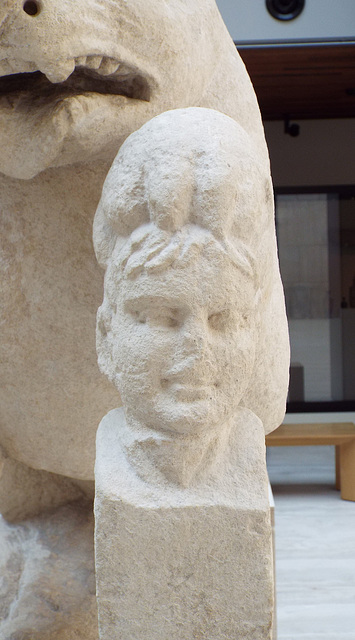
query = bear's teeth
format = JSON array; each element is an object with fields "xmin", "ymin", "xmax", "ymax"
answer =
[
  {"xmin": 75, "ymin": 56, "xmax": 87, "ymax": 67},
  {"xmin": 41, "ymin": 59, "xmax": 75, "ymax": 83},
  {"xmin": 85, "ymin": 55, "xmax": 103, "ymax": 70},
  {"xmin": 97, "ymin": 58, "xmax": 121, "ymax": 76}
]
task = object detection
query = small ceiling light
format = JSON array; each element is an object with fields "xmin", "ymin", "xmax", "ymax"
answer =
[
  {"xmin": 284, "ymin": 116, "xmax": 300, "ymax": 137},
  {"xmin": 266, "ymin": 0, "xmax": 305, "ymax": 21}
]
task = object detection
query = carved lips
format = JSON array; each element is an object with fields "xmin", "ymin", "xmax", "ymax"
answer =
[
  {"xmin": 0, "ymin": 55, "xmax": 151, "ymax": 102},
  {"xmin": 167, "ymin": 383, "xmax": 215, "ymax": 403}
]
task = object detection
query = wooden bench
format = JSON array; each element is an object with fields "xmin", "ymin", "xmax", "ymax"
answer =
[{"xmin": 266, "ymin": 422, "xmax": 355, "ymax": 501}]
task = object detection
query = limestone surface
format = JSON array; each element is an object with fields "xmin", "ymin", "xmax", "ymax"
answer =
[
  {"xmin": 0, "ymin": 3, "xmax": 289, "ymax": 638},
  {"xmin": 0, "ymin": 0, "xmax": 266, "ymax": 180},
  {"xmin": 94, "ymin": 108, "xmax": 289, "ymax": 442},
  {"xmin": 0, "ymin": 503, "xmax": 98, "ymax": 640},
  {"xmin": 95, "ymin": 409, "xmax": 274, "ymax": 640},
  {"xmin": 0, "ymin": 446, "xmax": 89, "ymax": 523},
  {"xmin": 0, "ymin": 0, "xmax": 276, "ymax": 488},
  {"xmin": 94, "ymin": 108, "xmax": 287, "ymax": 638}
]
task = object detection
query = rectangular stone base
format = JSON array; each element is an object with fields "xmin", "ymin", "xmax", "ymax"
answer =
[{"xmin": 95, "ymin": 415, "xmax": 274, "ymax": 640}]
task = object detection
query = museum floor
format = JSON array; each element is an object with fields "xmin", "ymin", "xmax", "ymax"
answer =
[{"xmin": 267, "ymin": 437, "xmax": 355, "ymax": 640}]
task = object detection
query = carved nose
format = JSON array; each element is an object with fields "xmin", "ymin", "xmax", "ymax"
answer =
[
  {"xmin": 23, "ymin": 0, "xmax": 41, "ymax": 16},
  {"xmin": 181, "ymin": 320, "xmax": 208, "ymax": 357}
]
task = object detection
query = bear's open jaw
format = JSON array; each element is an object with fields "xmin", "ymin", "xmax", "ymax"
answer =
[{"xmin": 0, "ymin": 55, "xmax": 151, "ymax": 102}]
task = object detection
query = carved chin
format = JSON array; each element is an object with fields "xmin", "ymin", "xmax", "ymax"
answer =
[{"xmin": 0, "ymin": 58, "xmax": 153, "ymax": 179}]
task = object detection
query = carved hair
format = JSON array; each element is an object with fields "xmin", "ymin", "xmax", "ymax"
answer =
[
  {"xmin": 94, "ymin": 108, "xmax": 272, "ymax": 273},
  {"xmin": 94, "ymin": 108, "xmax": 289, "ymax": 433},
  {"xmin": 102, "ymin": 222, "xmax": 257, "ymax": 311}
]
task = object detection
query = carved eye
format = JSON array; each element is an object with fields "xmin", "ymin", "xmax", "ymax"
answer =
[
  {"xmin": 208, "ymin": 310, "xmax": 231, "ymax": 331},
  {"xmin": 164, "ymin": 312, "xmax": 179, "ymax": 328},
  {"xmin": 135, "ymin": 311, "xmax": 147, "ymax": 324},
  {"xmin": 150, "ymin": 308, "xmax": 179, "ymax": 328},
  {"xmin": 125, "ymin": 300, "xmax": 180, "ymax": 329}
]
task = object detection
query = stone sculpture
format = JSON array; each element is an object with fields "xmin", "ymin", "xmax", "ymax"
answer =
[
  {"xmin": 0, "ymin": 0, "xmax": 276, "ymax": 494},
  {"xmin": 94, "ymin": 108, "xmax": 288, "ymax": 639},
  {"xmin": 0, "ymin": 1, "xmax": 289, "ymax": 636}
]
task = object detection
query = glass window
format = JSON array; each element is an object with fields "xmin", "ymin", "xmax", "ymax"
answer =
[{"xmin": 275, "ymin": 189, "xmax": 355, "ymax": 410}]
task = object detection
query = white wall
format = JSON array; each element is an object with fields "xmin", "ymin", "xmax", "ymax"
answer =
[{"xmin": 216, "ymin": 0, "xmax": 355, "ymax": 42}]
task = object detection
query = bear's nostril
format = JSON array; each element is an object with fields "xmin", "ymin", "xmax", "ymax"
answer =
[{"xmin": 23, "ymin": 1, "xmax": 41, "ymax": 16}]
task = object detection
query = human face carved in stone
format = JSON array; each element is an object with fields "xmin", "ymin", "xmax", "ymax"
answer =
[
  {"xmin": 100, "ymin": 231, "xmax": 258, "ymax": 436},
  {"xmin": 95, "ymin": 108, "xmax": 289, "ymax": 436},
  {"xmin": 0, "ymin": 0, "xmax": 224, "ymax": 179}
]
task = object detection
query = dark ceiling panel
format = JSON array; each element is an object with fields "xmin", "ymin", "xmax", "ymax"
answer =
[{"xmin": 239, "ymin": 44, "xmax": 355, "ymax": 120}]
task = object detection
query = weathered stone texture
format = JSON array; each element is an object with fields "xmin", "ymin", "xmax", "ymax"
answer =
[{"xmin": 0, "ymin": 503, "xmax": 98, "ymax": 640}]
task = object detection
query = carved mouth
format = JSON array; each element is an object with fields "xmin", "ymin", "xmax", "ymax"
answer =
[
  {"xmin": 0, "ymin": 55, "xmax": 151, "ymax": 102},
  {"xmin": 162, "ymin": 380, "xmax": 216, "ymax": 402}
]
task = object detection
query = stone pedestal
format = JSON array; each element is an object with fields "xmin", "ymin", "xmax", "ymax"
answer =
[{"xmin": 95, "ymin": 410, "xmax": 274, "ymax": 640}]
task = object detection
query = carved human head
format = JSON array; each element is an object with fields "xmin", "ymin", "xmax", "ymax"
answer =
[{"xmin": 94, "ymin": 108, "xmax": 288, "ymax": 434}]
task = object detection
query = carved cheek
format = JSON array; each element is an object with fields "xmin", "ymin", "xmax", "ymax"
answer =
[
  {"xmin": 211, "ymin": 328, "xmax": 254, "ymax": 385},
  {"xmin": 114, "ymin": 317, "xmax": 175, "ymax": 379}
]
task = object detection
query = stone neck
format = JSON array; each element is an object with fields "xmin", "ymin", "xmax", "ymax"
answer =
[{"xmin": 119, "ymin": 415, "xmax": 234, "ymax": 489}]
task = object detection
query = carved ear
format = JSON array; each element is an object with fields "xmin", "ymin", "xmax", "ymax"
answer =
[
  {"xmin": 93, "ymin": 203, "xmax": 117, "ymax": 270},
  {"xmin": 96, "ymin": 305, "xmax": 117, "ymax": 385}
]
